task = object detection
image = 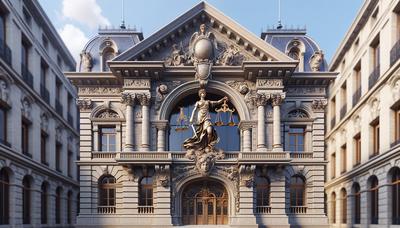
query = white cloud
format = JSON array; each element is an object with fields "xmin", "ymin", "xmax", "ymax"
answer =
[
  {"xmin": 62, "ymin": 0, "xmax": 110, "ymax": 29},
  {"xmin": 58, "ymin": 24, "xmax": 89, "ymax": 61}
]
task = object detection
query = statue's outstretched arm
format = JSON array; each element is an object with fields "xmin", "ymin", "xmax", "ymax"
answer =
[{"xmin": 190, "ymin": 102, "xmax": 198, "ymax": 124}]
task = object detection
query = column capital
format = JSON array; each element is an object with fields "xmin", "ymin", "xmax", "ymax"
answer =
[
  {"xmin": 152, "ymin": 120, "xmax": 169, "ymax": 130},
  {"xmin": 120, "ymin": 92, "xmax": 136, "ymax": 106},
  {"xmin": 137, "ymin": 92, "xmax": 151, "ymax": 106},
  {"xmin": 238, "ymin": 120, "xmax": 256, "ymax": 130},
  {"xmin": 254, "ymin": 93, "xmax": 269, "ymax": 107},
  {"xmin": 270, "ymin": 92, "xmax": 286, "ymax": 106}
]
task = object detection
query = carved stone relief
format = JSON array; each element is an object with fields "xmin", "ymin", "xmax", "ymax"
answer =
[
  {"xmin": 239, "ymin": 165, "xmax": 256, "ymax": 188},
  {"xmin": 55, "ymin": 125, "xmax": 63, "ymax": 142},
  {"xmin": 21, "ymin": 97, "xmax": 32, "ymax": 119},
  {"xmin": 76, "ymin": 98, "xmax": 93, "ymax": 111},
  {"xmin": 155, "ymin": 165, "xmax": 170, "ymax": 188},
  {"xmin": 40, "ymin": 113, "xmax": 49, "ymax": 131},
  {"xmin": 123, "ymin": 79, "xmax": 151, "ymax": 89},
  {"xmin": 96, "ymin": 109, "xmax": 120, "ymax": 119},
  {"xmin": 286, "ymin": 87, "xmax": 325, "ymax": 96},
  {"xmin": 216, "ymin": 44, "xmax": 245, "ymax": 66},
  {"xmin": 311, "ymin": 99, "xmax": 328, "ymax": 111},
  {"xmin": 155, "ymin": 84, "xmax": 169, "ymax": 110},
  {"xmin": 257, "ymin": 79, "xmax": 283, "ymax": 88},
  {"xmin": 80, "ymin": 51, "xmax": 93, "ymax": 72},
  {"xmin": 370, "ymin": 98, "xmax": 380, "ymax": 120},
  {"xmin": 309, "ymin": 50, "xmax": 324, "ymax": 72},
  {"xmin": 0, "ymin": 79, "xmax": 9, "ymax": 103},
  {"xmin": 287, "ymin": 109, "xmax": 309, "ymax": 119},
  {"xmin": 78, "ymin": 87, "xmax": 123, "ymax": 95}
]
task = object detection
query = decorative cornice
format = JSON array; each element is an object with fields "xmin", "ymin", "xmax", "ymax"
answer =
[
  {"xmin": 270, "ymin": 92, "xmax": 286, "ymax": 106},
  {"xmin": 311, "ymin": 99, "xmax": 328, "ymax": 111},
  {"xmin": 120, "ymin": 92, "xmax": 136, "ymax": 106},
  {"xmin": 136, "ymin": 92, "xmax": 151, "ymax": 106},
  {"xmin": 76, "ymin": 98, "xmax": 93, "ymax": 111}
]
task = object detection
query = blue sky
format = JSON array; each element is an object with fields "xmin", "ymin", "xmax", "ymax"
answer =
[{"xmin": 38, "ymin": 0, "xmax": 364, "ymax": 63}]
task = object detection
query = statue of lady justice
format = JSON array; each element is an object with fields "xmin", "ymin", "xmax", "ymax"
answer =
[{"xmin": 183, "ymin": 89, "xmax": 228, "ymax": 152}]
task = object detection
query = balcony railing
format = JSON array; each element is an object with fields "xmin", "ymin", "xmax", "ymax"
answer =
[
  {"xmin": 67, "ymin": 113, "xmax": 73, "ymax": 126},
  {"xmin": 40, "ymin": 84, "xmax": 50, "ymax": 104},
  {"xmin": 368, "ymin": 65, "xmax": 380, "ymax": 89},
  {"xmin": 255, "ymin": 206, "xmax": 271, "ymax": 214},
  {"xmin": 340, "ymin": 105, "xmax": 347, "ymax": 120},
  {"xmin": 55, "ymin": 99, "xmax": 63, "ymax": 116},
  {"xmin": 21, "ymin": 63, "xmax": 34, "ymax": 88},
  {"xmin": 138, "ymin": 206, "xmax": 154, "ymax": 214},
  {"xmin": 352, "ymin": 87, "xmax": 361, "ymax": 107},
  {"xmin": 92, "ymin": 152, "xmax": 117, "ymax": 159},
  {"xmin": 290, "ymin": 152, "xmax": 313, "ymax": 159},
  {"xmin": 289, "ymin": 206, "xmax": 307, "ymax": 214},
  {"xmin": 330, "ymin": 117, "xmax": 336, "ymax": 129},
  {"xmin": 390, "ymin": 39, "xmax": 400, "ymax": 67},
  {"xmin": 0, "ymin": 39, "xmax": 12, "ymax": 65},
  {"xmin": 97, "ymin": 206, "xmax": 116, "ymax": 214}
]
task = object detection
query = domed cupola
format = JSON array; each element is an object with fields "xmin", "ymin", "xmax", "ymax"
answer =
[
  {"xmin": 78, "ymin": 26, "xmax": 144, "ymax": 72},
  {"xmin": 261, "ymin": 27, "xmax": 327, "ymax": 72}
]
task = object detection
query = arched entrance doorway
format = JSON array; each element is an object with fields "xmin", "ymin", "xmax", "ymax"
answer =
[{"xmin": 182, "ymin": 179, "xmax": 228, "ymax": 225}]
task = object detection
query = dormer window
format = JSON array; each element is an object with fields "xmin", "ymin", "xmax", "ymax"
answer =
[
  {"xmin": 288, "ymin": 47, "xmax": 300, "ymax": 60},
  {"xmin": 100, "ymin": 39, "xmax": 118, "ymax": 72},
  {"xmin": 102, "ymin": 48, "xmax": 115, "ymax": 71},
  {"xmin": 286, "ymin": 39, "xmax": 305, "ymax": 72}
]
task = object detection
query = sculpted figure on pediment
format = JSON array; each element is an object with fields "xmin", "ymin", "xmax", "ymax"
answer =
[
  {"xmin": 309, "ymin": 50, "xmax": 324, "ymax": 72},
  {"xmin": 216, "ymin": 44, "xmax": 245, "ymax": 66},
  {"xmin": 166, "ymin": 43, "xmax": 189, "ymax": 66}
]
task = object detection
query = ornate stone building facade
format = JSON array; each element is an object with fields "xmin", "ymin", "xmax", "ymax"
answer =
[
  {"xmin": 68, "ymin": 2, "xmax": 334, "ymax": 227},
  {"xmin": 326, "ymin": 0, "xmax": 400, "ymax": 227},
  {"xmin": 0, "ymin": 0, "xmax": 79, "ymax": 227}
]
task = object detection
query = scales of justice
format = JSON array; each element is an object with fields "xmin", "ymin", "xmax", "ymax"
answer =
[{"xmin": 177, "ymin": 24, "xmax": 237, "ymax": 176}]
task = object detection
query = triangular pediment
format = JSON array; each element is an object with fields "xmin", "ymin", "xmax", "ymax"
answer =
[{"xmin": 113, "ymin": 2, "xmax": 295, "ymax": 65}]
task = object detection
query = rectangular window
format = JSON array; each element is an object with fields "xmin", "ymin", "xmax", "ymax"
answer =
[
  {"xmin": 353, "ymin": 62, "xmax": 362, "ymax": 105},
  {"xmin": 22, "ymin": 7, "xmax": 31, "ymax": 26},
  {"xmin": 41, "ymin": 131, "xmax": 47, "ymax": 165},
  {"xmin": 371, "ymin": 119, "xmax": 380, "ymax": 157},
  {"xmin": 288, "ymin": 127, "xmax": 305, "ymax": 152},
  {"xmin": 340, "ymin": 83, "xmax": 347, "ymax": 119},
  {"xmin": 341, "ymin": 144, "xmax": 347, "ymax": 174},
  {"xmin": 42, "ymin": 35, "xmax": 48, "ymax": 50},
  {"xmin": 99, "ymin": 126, "xmax": 116, "ymax": 152},
  {"xmin": 0, "ymin": 106, "xmax": 7, "ymax": 145},
  {"xmin": 331, "ymin": 96, "xmax": 336, "ymax": 128},
  {"xmin": 394, "ymin": 107, "xmax": 400, "ymax": 146},
  {"xmin": 354, "ymin": 134, "xmax": 361, "ymax": 166},
  {"xmin": 56, "ymin": 143, "xmax": 62, "ymax": 172},
  {"xmin": 21, "ymin": 40, "xmax": 29, "ymax": 68},
  {"xmin": 67, "ymin": 151, "xmax": 72, "ymax": 177},
  {"xmin": 331, "ymin": 152, "xmax": 336, "ymax": 179},
  {"xmin": 0, "ymin": 11, "xmax": 5, "ymax": 45},
  {"xmin": 21, "ymin": 118, "xmax": 30, "ymax": 156},
  {"xmin": 373, "ymin": 42, "xmax": 380, "ymax": 68}
]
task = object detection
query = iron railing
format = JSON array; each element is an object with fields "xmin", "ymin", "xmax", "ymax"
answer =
[
  {"xmin": 352, "ymin": 87, "xmax": 362, "ymax": 107},
  {"xmin": 40, "ymin": 84, "xmax": 50, "ymax": 104},
  {"xmin": 21, "ymin": 63, "xmax": 33, "ymax": 88},
  {"xmin": 138, "ymin": 206, "xmax": 154, "ymax": 214},
  {"xmin": 390, "ymin": 39, "xmax": 400, "ymax": 67},
  {"xmin": 289, "ymin": 206, "xmax": 307, "ymax": 214},
  {"xmin": 97, "ymin": 206, "xmax": 116, "ymax": 214},
  {"xmin": 0, "ymin": 39, "xmax": 12, "ymax": 65},
  {"xmin": 368, "ymin": 65, "xmax": 380, "ymax": 89},
  {"xmin": 255, "ymin": 206, "xmax": 271, "ymax": 214}
]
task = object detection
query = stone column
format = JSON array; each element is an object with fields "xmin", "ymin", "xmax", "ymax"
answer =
[
  {"xmin": 255, "ymin": 93, "xmax": 268, "ymax": 151},
  {"xmin": 239, "ymin": 121, "xmax": 252, "ymax": 152},
  {"xmin": 271, "ymin": 93, "xmax": 285, "ymax": 152},
  {"xmin": 154, "ymin": 121, "xmax": 168, "ymax": 152},
  {"xmin": 121, "ymin": 92, "xmax": 135, "ymax": 151},
  {"xmin": 138, "ymin": 93, "xmax": 151, "ymax": 151}
]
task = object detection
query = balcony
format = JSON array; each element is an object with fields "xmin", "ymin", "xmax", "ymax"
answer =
[
  {"xmin": 290, "ymin": 152, "xmax": 313, "ymax": 159},
  {"xmin": 368, "ymin": 65, "xmax": 380, "ymax": 89},
  {"xmin": 0, "ymin": 39, "xmax": 12, "ymax": 65},
  {"xmin": 340, "ymin": 105, "xmax": 347, "ymax": 120},
  {"xmin": 390, "ymin": 39, "xmax": 400, "ymax": 67},
  {"xmin": 97, "ymin": 206, "xmax": 116, "ymax": 214},
  {"xmin": 21, "ymin": 64, "xmax": 33, "ymax": 88},
  {"xmin": 289, "ymin": 206, "xmax": 307, "ymax": 214},
  {"xmin": 352, "ymin": 87, "xmax": 361, "ymax": 107},
  {"xmin": 40, "ymin": 84, "xmax": 50, "ymax": 104},
  {"xmin": 55, "ymin": 99, "xmax": 63, "ymax": 116},
  {"xmin": 255, "ymin": 206, "xmax": 271, "ymax": 214},
  {"xmin": 138, "ymin": 206, "xmax": 154, "ymax": 214},
  {"xmin": 330, "ymin": 117, "xmax": 336, "ymax": 128}
]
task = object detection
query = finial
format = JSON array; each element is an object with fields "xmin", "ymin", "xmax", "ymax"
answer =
[
  {"xmin": 277, "ymin": 0, "xmax": 283, "ymax": 29},
  {"xmin": 120, "ymin": 0, "xmax": 126, "ymax": 29}
]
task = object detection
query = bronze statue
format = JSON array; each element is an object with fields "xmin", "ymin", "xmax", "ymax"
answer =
[{"xmin": 183, "ymin": 89, "xmax": 227, "ymax": 151}]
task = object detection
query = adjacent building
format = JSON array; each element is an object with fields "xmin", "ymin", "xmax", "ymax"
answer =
[
  {"xmin": 0, "ymin": 0, "xmax": 79, "ymax": 226},
  {"xmin": 68, "ymin": 2, "xmax": 335, "ymax": 227},
  {"xmin": 326, "ymin": 0, "xmax": 400, "ymax": 226}
]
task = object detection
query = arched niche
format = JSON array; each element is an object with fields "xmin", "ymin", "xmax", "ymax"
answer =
[{"xmin": 286, "ymin": 39, "xmax": 305, "ymax": 72}]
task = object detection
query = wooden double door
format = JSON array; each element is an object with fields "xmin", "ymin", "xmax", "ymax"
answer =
[{"xmin": 182, "ymin": 180, "xmax": 228, "ymax": 225}]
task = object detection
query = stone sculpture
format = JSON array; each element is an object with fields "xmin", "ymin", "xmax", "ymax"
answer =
[
  {"xmin": 80, "ymin": 51, "xmax": 93, "ymax": 72},
  {"xmin": 309, "ymin": 50, "xmax": 324, "ymax": 72}
]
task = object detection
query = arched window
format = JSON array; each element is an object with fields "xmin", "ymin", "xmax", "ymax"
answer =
[
  {"xmin": 288, "ymin": 47, "xmax": 300, "ymax": 60},
  {"xmin": 391, "ymin": 168, "xmax": 400, "ymax": 224},
  {"xmin": 331, "ymin": 192, "xmax": 336, "ymax": 224},
  {"xmin": 369, "ymin": 176, "xmax": 379, "ymax": 224},
  {"xmin": 0, "ymin": 168, "xmax": 9, "ymax": 224},
  {"xmin": 139, "ymin": 176, "xmax": 154, "ymax": 213},
  {"xmin": 22, "ymin": 176, "xmax": 31, "ymax": 224},
  {"xmin": 67, "ymin": 191, "xmax": 73, "ymax": 224},
  {"xmin": 98, "ymin": 175, "xmax": 116, "ymax": 213},
  {"xmin": 290, "ymin": 175, "xmax": 306, "ymax": 213},
  {"xmin": 55, "ymin": 187, "xmax": 62, "ymax": 224},
  {"xmin": 341, "ymin": 188, "xmax": 347, "ymax": 224},
  {"xmin": 352, "ymin": 183, "xmax": 361, "ymax": 224},
  {"xmin": 41, "ymin": 182, "xmax": 48, "ymax": 224},
  {"xmin": 255, "ymin": 177, "xmax": 270, "ymax": 213},
  {"xmin": 168, "ymin": 93, "xmax": 240, "ymax": 151},
  {"xmin": 102, "ymin": 48, "xmax": 115, "ymax": 71}
]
